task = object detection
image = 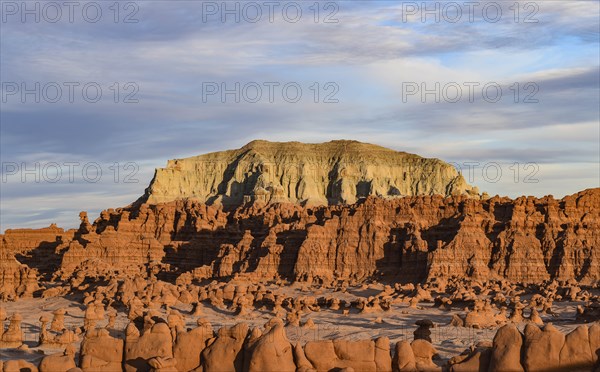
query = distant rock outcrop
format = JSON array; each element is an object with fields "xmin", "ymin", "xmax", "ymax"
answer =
[{"xmin": 141, "ymin": 140, "xmax": 479, "ymax": 206}]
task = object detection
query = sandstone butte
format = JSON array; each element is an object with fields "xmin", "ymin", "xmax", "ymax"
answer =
[
  {"xmin": 1, "ymin": 140, "xmax": 599, "ymax": 298},
  {"xmin": 141, "ymin": 139, "xmax": 480, "ymax": 205}
]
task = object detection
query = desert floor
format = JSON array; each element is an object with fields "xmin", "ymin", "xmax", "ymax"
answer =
[{"xmin": 0, "ymin": 283, "xmax": 587, "ymax": 365}]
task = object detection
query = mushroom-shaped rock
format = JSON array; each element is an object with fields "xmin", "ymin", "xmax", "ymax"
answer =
[
  {"xmin": 1, "ymin": 313, "xmax": 24, "ymax": 348},
  {"xmin": 51, "ymin": 308, "xmax": 66, "ymax": 331},
  {"xmin": 414, "ymin": 320, "xmax": 434, "ymax": 343}
]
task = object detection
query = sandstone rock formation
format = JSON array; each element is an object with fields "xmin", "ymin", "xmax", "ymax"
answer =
[
  {"xmin": 201, "ymin": 323, "xmax": 248, "ymax": 371},
  {"xmin": 2, "ymin": 359, "xmax": 39, "ymax": 372},
  {"xmin": 171, "ymin": 318, "xmax": 212, "ymax": 371},
  {"xmin": 392, "ymin": 340, "xmax": 417, "ymax": 371},
  {"xmin": 522, "ymin": 323, "xmax": 564, "ymax": 371},
  {"xmin": 0, "ymin": 310, "xmax": 600, "ymax": 372},
  {"xmin": 39, "ymin": 345, "xmax": 77, "ymax": 372},
  {"xmin": 0, "ymin": 313, "xmax": 24, "ymax": 348},
  {"xmin": 245, "ymin": 319, "xmax": 296, "ymax": 372},
  {"xmin": 1, "ymin": 188, "xmax": 599, "ymax": 291},
  {"xmin": 487, "ymin": 324, "xmax": 524, "ymax": 372},
  {"xmin": 142, "ymin": 140, "xmax": 478, "ymax": 206},
  {"xmin": 80, "ymin": 328, "xmax": 124, "ymax": 371},
  {"xmin": 125, "ymin": 322, "xmax": 174, "ymax": 372},
  {"xmin": 450, "ymin": 322, "xmax": 600, "ymax": 371},
  {"xmin": 304, "ymin": 339, "xmax": 382, "ymax": 371}
]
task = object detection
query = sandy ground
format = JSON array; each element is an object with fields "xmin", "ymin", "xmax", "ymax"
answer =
[{"xmin": 0, "ymin": 283, "xmax": 588, "ymax": 364}]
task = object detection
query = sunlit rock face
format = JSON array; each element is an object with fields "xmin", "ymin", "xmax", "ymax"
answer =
[
  {"xmin": 142, "ymin": 139, "xmax": 479, "ymax": 206},
  {"xmin": 3, "ymin": 188, "xmax": 599, "ymax": 289}
]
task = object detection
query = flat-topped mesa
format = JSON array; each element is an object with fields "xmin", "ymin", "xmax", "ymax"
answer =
[{"xmin": 143, "ymin": 140, "xmax": 479, "ymax": 206}]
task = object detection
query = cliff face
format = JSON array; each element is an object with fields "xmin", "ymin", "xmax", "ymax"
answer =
[
  {"xmin": 142, "ymin": 140, "xmax": 478, "ymax": 206},
  {"xmin": 2, "ymin": 189, "xmax": 598, "ymax": 294},
  {"xmin": 0, "ymin": 225, "xmax": 74, "ymax": 299}
]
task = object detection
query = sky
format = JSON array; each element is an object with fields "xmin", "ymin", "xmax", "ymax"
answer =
[{"xmin": 1, "ymin": 0, "xmax": 599, "ymax": 231}]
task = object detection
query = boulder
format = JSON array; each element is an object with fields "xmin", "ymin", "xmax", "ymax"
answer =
[
  {"xmin": 201, "ymin": 323, "xmax": 248, "ymax": 372},
  {"xmin": 488, "ymin": 324, "xmax": 524, "ymax": 372},
  {"xmin": 521, "ymin": 323, "xmax": 563, "ymax": 371},
  {"xmin": 334, "ymin": 339, "xmax": 377, "ymax": 371},
  {"xmin": 80, "ymin": 328, "xmax": 124, "ymax": 371},
  {"xmin": 411, "ymin": 339, "xmax": 440, "ymax": 371},
  {"xmin": 125, "ymin": 322, "xmax": 173, "ymax": 372},
  {"xmin": 375, "ymin": 337, "xmax": 392, "ymax": 372},
  {"xmin": 294, "ymin": 342, "xmax": 316, "ymax": 372},
  {"xmin": 173, "ymin": 320, "xmax": 213, "ymax": 371},
  {"xmin": 450, "ymin": 348, "xmax": 491, "ymax": 372},
  {"xmin": 588, "ymin": 322, "xmax": 600, "ymax": 364},
  {"xmin": 40, "ymin": 351, "xmax": 77, "ymax": 372},
  {"xmin": 559, "ymin": 325, "xmax": 594, "ymax": 370},
  {"xmin": 2, "ymin": 359, "xmax": 39, "ymax": 372},
  {"xmin": 304, "ymin": 339, "xmax": 378, "ymax": 371},
  {"xmin": 392, "ymin": 341, "xmax": 416, "ymax": 372},
  {"xmin": 247, "ymin": 321, "xmax": 295, "ymax": 372}
]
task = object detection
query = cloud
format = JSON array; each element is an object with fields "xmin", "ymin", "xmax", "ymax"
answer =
[{"xmin": 1, "ymin": 0, "xmax": 598, "ymax": 231}]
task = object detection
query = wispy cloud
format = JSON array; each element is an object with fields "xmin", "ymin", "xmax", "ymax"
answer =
[{"xmin": 1, "ymin": 0, "xmax": 598, "ymax": 231}]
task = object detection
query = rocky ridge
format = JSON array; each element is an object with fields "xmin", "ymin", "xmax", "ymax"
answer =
[{"xmin": 1, "ymin": 188, "xmax": 598, "ymax": 299}]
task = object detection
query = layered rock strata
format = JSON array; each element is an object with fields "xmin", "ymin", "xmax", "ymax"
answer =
[
  {"xmin": 142, "ymin": 140, "xmax": 479, "ymax": 206},
  {"xmin": 1, "ymin": 188, "xmax": 598, "ymax": 290}
]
